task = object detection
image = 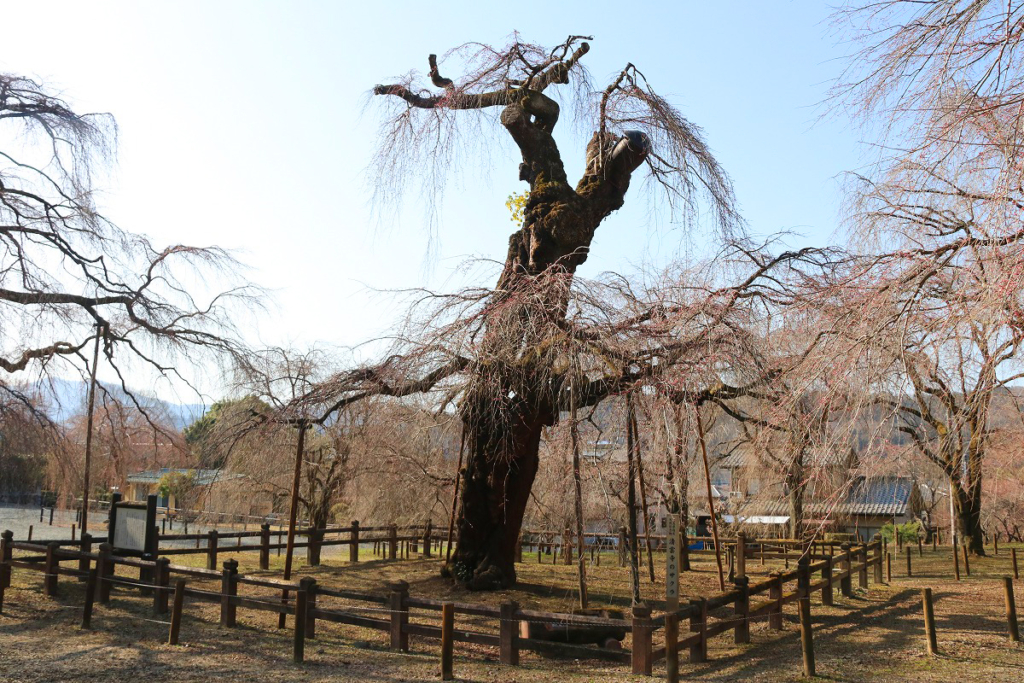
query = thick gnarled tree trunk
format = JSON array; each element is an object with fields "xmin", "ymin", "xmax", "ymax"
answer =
[
  {"xmin": 441, "ymin": 88, "xmax": 647, "ymax": 590},
  {"xmin": 370, "ymin": 37, "xmax": 730, "ymax": 588}
]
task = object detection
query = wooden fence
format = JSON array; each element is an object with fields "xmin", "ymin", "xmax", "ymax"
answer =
[{"xmin": 0, "ymin": 528, "xmax": 884, "ymax": 676}]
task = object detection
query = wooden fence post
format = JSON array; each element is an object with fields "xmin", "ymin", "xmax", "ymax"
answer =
[
  {"xmin": 735, "ymin": 532, "xmax": 746, "ymax": 580},
  {"xmin": 294, "ymin": 588, "xmax": 307, "ymax": 663},
  {"xmin": 349, "ymin": 520, "xmax": 360, "ymax": 563},
  {"xmin": 840, "ymin": 543, "xmax": 852, "ymax": 597},
  {"xmin": 389, "ymin": 580, "xmax": 409, "ymax": 651},
  {"xmin": 499, "ymin": 600, "xmax": 519, "ymax": 665},
  {"xmin": 962, "ymin": 543, "xmax": 971, "ymax": 577},
  {"xmin": 821, "ymin": 555, "xmax": 833, "ymax": 606},
  {"xmin": 168, "ymin": 578, "xmax": 185, "ymax": 645},
  {"xmin": 259, "ymin": 523, "xmax": 271, "ymax": 570},
  {"xmin": 97, "ymin": 542, "xmax": 112, "ymax": 604},
  {"xmin": 631, "ymin": 604, "xmax": 653, "ymax": 675},
  {"xmin": 0, "ymin": 530, "xmax": 10, "ymax": 591},
  {"xmin": 220, "ymin": 559, "xmax": 238, "ymax": 627},
  {"xmin": 906, "ymin": 547, "xmax": 912, "ymax": 578},
  {"xmin": 1004, "ymin": 577, "xmax": 1020, "ymax": 643},
  {"xmin": 872, "ymin": 536, "xmax": 883, "ymax": 584},
  {"xmin": 423, "ymin": 520, "xmax": 432, "ymax": 558},
  {"xmin": 797, "ymin": 555, "xmax": 811, "ymax": 604},
  {"xmin": 388, "ymin": 525, "xmax": 398, "ymax": 562},
  {"xmin": 78, "ymin": 532, "xmax": 92, "ymax": 579},
  {"xmin": 44, "ymin": 542, "xmax": 58, "ymax": 596},
  {"xmin": 689, "ymin": 597, "xmax": 708, "ymax": 663},
  {"xmin": 300, "ymin": 576, "xmax": 318, "ymax": 640},
  {"xmin": 886, "ymin": 551, "xmax": 892, "ymax": 584},
  {"xmin": 81, "ymin": 567, "xmax": 97, "ymax": 629},
  {"xmin": 206, "ymin": 530, "xmax": 218, "ymax": 571},
  {"xmin": 953, "ymin": 537, "xmax": 961, "ymax": 580},
  {"xmin": 798, "ymin": 591, "xmax": 815, "ymax": 677},
  {"xmin": 154, "ymin": 558, "xmax": 170, "ymax": 614},
  {"xmin": 858, "ymin": 544, "xmax": 868, "ymax": 589},
  {"xmin": 922, "ymin": 587, "xmax": 938, "ymax": 655},
  {"xmin": 441, "ymin": 602, "xmax": 454, "ymax": 681},
  {"xmin": 734, "ymin": 575, "xmax": 750, "ymax": 644},
  {"xmin": 769, "ymin": 572, "xmax": 783, "ymax": 631}
]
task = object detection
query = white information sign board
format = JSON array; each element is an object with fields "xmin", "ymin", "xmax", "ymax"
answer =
[{"xmin": 113, "ymin": 506, "xmax": 148, "ymax": 552}]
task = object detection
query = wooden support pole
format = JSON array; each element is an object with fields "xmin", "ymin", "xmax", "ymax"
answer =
[
  {"xmin": 1004, "ymin": 577, "xmax": 1020, "ymax": 643},
  {"xmin": 389, "ymin": 524, "xmax": 398, "ymax": 562},
  {"xmin": 953, "ymin": 538, "xmax": 961, "ymax": 581},
  {"xmin": 798, "ymin": 593, "xmax": 815, "ymax": 677},
  {"xmin": 168, "ymin": 578, "xmax": 185, "ymax": 645},
  {"xmin": 280, "ymin": 420, "xmax": 308, "ymax": 630},
  {"xmin": 886, "ymin": 551, "xmax": 891, "ymax": 584},
  {"xmin": 441, "ymin": 602, "xmax": 454, "ymax": 681},
  {"xmin": 922, "ymin": 588, "xmax": 938, "ymax": 655},
  {"xmin": 962, "ymin": 544, "xmax": 971, "ymax": 577},
  {"xmin": 1013, "ymin": 548, "xmax": 1019, "ymax": 580},
  {"xmin": 906, "ymin": 547, "xmax": 912, "ymax": 578}
]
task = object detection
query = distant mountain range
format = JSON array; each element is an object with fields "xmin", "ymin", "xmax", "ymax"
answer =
[{"xmin": 26, "ymin": 377, "xmax": 208, "ymax": 431}]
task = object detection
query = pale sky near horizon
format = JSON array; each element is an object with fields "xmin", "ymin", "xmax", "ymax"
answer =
[{"xmin": 2, "ymin": 1, "xmax": 868, "ymax": 403}]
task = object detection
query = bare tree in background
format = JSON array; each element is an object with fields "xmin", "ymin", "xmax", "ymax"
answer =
[{"xmin": 0, "ymin": 73, "xmax": 259, "ymax": 419}]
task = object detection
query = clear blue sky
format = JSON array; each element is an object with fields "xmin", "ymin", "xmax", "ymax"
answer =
[{"xmin": 2, "ymin": 1, "xmax": 867, "ymax": 399}]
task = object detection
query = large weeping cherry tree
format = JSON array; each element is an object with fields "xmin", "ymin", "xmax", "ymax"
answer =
[{"xmin": 353, "ymin": 35, "xmax": 740, "ymax": 589}]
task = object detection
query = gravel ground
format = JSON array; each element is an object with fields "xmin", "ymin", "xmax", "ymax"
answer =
[{"xmin": 2, "ymin": 541, "xmax": 1023, "ymax": 681}]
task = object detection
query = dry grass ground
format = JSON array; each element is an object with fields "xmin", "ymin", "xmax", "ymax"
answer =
[{"xmin": 1, "ymin": 541, "xmax": 1023, "ymax": 681}]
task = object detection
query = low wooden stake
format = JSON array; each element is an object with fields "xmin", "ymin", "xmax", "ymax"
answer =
[{"xmin": 922, "ymin": 588, "xmax": 938, "ymax": 655}]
